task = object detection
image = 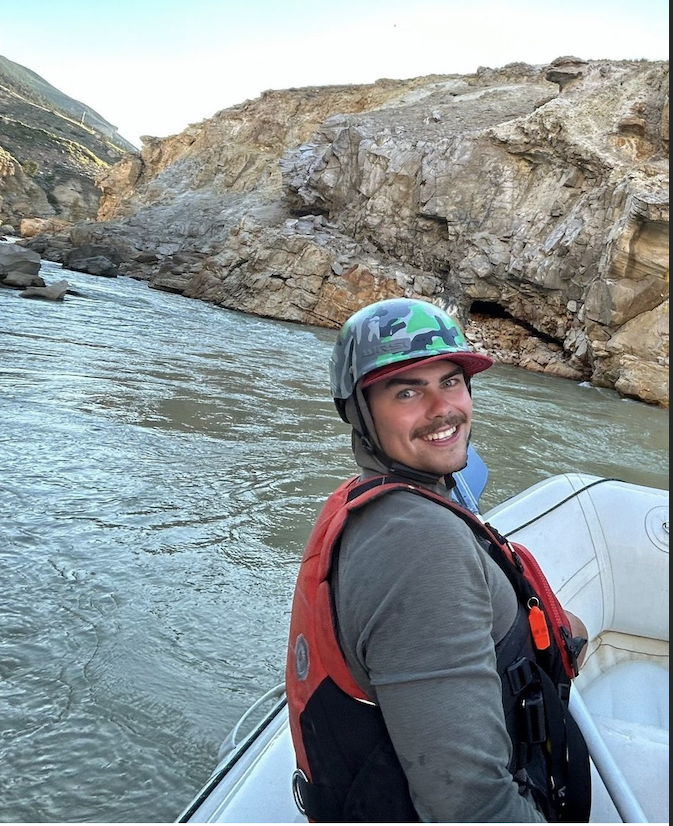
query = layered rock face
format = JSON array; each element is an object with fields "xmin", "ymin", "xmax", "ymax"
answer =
[{"xmin": 23, "ymin": 58, "xmax": 669, "ymax": 407}]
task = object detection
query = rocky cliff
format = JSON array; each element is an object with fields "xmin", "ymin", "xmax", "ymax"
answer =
[
  {"xmin": 20, "ymin": 57, "xmax": 669, "ymax": 407},
  {"xmin": 0, "ymin": 54, "xmax": 137, "ymax": 228}
]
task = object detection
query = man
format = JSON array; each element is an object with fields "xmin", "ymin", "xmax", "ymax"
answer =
[{"xmin": 286, "ymin": 298, "xmax": 590, "ymax": 822}]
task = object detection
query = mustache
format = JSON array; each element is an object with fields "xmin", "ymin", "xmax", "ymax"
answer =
[{"xmin": 412, "ymin": 415, "xmax": 467, "ymax": 440}]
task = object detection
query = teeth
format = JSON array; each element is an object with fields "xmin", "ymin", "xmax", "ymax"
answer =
[{"xmin": 423, "ymin": 427, "xmax": 456, "ymax": 441}]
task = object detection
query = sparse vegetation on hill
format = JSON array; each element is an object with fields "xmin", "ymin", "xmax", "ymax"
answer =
[{"xmin": 0, "ymin": 54, "xmax": 137, "ymax": 226}]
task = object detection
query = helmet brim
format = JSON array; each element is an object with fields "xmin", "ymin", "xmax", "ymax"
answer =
[{"xmin": 360, "ymin": 352, "xmax": 493, "ymax": 389}]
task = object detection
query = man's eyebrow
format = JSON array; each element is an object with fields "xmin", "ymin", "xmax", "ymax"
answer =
[
  {"xmin": 384, "ymin": 376, "xmax": 427, "ymax": 388},
  {"xmin": 383, "ymin": 366, "xmax": 463, "ymax": 388}
]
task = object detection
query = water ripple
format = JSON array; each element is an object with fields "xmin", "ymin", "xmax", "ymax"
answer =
[{"xmin": 0, "ymin": 263, "xmax": 668, "ymax": 822}]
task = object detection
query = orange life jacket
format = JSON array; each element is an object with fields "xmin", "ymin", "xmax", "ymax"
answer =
[{"xmin": 286, "ymin": 475, "xmax": 591, "ymax": 822}]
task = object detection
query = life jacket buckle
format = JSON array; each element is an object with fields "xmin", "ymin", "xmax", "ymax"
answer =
[
  {"xmin": 521, "ymin": 691, "xmax": 547, "ymax": 744},
  {"xmin": 507, "ymin": 656, "xmax": 534, "ymax": 694}
]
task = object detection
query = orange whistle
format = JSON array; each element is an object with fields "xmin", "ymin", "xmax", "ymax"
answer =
[{"xmin": 528, "ymin": 604, "xmax": 551, "ymax": 650}]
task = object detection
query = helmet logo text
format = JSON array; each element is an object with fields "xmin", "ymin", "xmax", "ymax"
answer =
[{"xmin": 362, "ymin": 339, "xmax": 412, "ymax": 356}]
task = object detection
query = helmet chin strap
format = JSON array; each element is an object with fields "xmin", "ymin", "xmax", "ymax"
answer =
[{"xmin": 351, "ymin": 386, "xmax": 450, "ymax": 487}]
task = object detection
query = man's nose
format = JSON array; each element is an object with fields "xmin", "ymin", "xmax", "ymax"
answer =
[{"xmin": 424, "ymin": 388, "xmax": 453, "ymax": 418}]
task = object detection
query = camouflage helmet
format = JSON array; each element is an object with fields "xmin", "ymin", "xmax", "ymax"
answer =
[{"xmin": 330, "ymin": 298, "xmax": 492, "ymax": 416}]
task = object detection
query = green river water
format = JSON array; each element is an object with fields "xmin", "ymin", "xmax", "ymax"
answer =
[{"xmin": 0, "ymin": 259, "xmax": 668, "ymax": 822}]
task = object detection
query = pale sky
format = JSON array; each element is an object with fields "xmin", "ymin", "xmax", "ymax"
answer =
[{"xmin": 1, "ymin": 0, "xmax": 668, "ymax": 149}]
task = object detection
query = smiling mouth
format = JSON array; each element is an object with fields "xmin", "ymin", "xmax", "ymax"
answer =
[{"xmin": 421, "ymin": 426, "xmax": 457, "ymax": 442}]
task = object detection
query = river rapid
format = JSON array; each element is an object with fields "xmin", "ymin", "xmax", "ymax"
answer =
[{"xmin": 0, "ymin": 259, "xmax": 668, "ymax": 823}]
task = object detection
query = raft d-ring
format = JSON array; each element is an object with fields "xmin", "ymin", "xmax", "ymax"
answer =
[
  {"xmin": 292, "ymin": 769, "xmax": 308, "ymax": 816},
  {"xmin": 645, "ymin": 506, "xmax": 669, "ymax": 551}
]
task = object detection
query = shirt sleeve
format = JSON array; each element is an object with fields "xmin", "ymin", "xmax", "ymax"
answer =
[{"xmin": 335, "ymin": 491, "xmax": 546, "ymax": 823}]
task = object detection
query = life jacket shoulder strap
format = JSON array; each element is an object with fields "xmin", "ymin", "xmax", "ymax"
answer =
[{"xmin": 346, "ymin": 476, "xmax": 579, "ymax": 680}]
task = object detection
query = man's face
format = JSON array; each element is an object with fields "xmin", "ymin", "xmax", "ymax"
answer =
[{"xmin": 365, "ymin": 359, "xmax": 472, "ymax": 477}]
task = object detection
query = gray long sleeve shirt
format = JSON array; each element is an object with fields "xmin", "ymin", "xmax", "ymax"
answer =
[{"xmin": 332, "ymin": 485, "xmax": 547, "ymax": 823}]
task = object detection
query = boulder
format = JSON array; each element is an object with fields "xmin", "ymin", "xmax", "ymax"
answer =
[
  {"xmin": 0, "ymin": 243, "xmax": 41, "ymax": 276},
  {"xmin": 1, "ymin": 271, "xmax": 45, "ymax": 289},
  {"xmin": 19, "ymin": 278, "xmax": 70, "ymax": 301}
]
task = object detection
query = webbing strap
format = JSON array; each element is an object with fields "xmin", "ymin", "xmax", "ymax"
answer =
[{"xmin": 536, "ymin": 665, "xmax": 591, "ymax": 822}]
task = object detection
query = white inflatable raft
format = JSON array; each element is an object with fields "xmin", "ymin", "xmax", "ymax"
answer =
[{"xmin": 177, "ymin": 474, "xmax": 669, "ymax": 824}]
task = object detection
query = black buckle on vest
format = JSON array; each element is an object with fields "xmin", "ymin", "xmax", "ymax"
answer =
[
  {"xmin": 558, "ymin": 681, "xmax": 570, "ymax": 704},
  {"xmin": 521, "ymin": 691, "xmax": 547, "ymax": 744},
  {"xmin": 507, "ymin": 657, "xmax": 534, "ymax": 694}
]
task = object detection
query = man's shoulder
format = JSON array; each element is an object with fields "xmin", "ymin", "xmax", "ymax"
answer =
[
  {"xmin": 350, "ymin": 483, "xmax": 474, "ymax": 534},
  {"xmin": 341, "ymin": 485, "xmax": 486, "ymax": 579}
]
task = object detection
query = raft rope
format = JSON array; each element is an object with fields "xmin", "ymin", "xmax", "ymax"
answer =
[{"xmin": 504, "ymin": 478, "xmax": 623, "ymax": 536}]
